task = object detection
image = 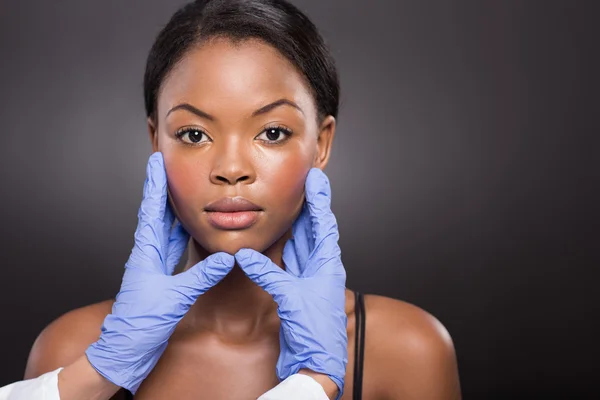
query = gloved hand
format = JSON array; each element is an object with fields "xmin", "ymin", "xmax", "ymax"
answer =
[
  {"xmin": 234, "ymin": 167, "xmax": 348, "ymax": 400},
  {"xmin": 85, "ymin": 152, "xmax": 235, "ymax": 393}
]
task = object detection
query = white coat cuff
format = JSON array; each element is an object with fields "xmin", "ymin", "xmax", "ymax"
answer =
[
  {"xmin": 0, "ymin": 368, "xmax": 63, "ymax": 400},
  {"xmin": 257, "ymin": 373, "xmax": 330, "ymax": 400}
]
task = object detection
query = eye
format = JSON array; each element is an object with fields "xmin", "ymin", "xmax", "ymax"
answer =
[
  {"xmin": 256, "ymin": 125, "xmax": 293, "ymax": 144},
  {"xmin": 175, "ymin": 127, "xmax": 210, "ymax": 145}
]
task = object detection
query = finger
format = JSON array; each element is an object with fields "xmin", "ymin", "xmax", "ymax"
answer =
[
  {"xmin": 176, "ymin": 252, "xmax": 235, "ymax": 297},
  {"xmin": 282, "ymin": 202, "xmax": 311, "ymax": 277},
  {"xmin": 165, "ymin": 220, "xmax": 190, "ymax": 275},
  {"xmin": 163, "ymin": 198, "xmax": 176, "ymax": 231},
  {"xmin": 139, "ymin": 152, "xmax": 169, "ymax": 228},
  {"xmin": 161, "ymin": 199, "xmax": 177, "ymax": 270},
  {"xmin": 127, "ymin": 152, "xmax": 169, "ymax": 273},
  {"xmin": 291, "ymin": 201, "xmax": 313, "ymax": 270},
  {"xmin": 235, "ymin": 248, "xmax": 289, "ymax": 296},
  {"xmin": 303, "ymin": 168, "xmax": 342, "ymax": 276},
  {"xmin": 282, "ymin": 238, "xmax": 300, "ymax": 276},
  {"xmin": 305, "ymin": 168, "xmax": 336, "ymax": 244}
]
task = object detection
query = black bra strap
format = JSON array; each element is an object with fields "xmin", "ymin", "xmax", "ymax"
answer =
[{"xmin": 353, "ymin": 291, "xmax": 366, "ymax": 400}]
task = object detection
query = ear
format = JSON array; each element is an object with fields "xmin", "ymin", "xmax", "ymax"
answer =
[
  {"xmin": 313, "ymin": 115, "xmax": 336, "ymax": 170},
  {"xmin": 147, "ymin": 116, "xmax": 159, "ymax": 152}
]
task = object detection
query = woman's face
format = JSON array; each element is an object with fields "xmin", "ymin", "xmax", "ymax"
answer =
[{"xmin": 148, "ymin": 37, "xmax": 335, "ymax": 256}]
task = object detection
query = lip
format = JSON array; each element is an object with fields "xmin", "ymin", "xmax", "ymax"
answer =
[
  {"xmin": 205, "ymin": 196, "xmax": 263, "ymax": 213},
  {"xmin": 204, "ymin": 197, "xmax": 263, "ymax": 230},
  {"xmin": 205, "ymin": 210, "xmax": 262, "ymax": 230}
]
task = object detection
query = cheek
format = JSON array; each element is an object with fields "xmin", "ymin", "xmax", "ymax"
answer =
[
  {"xmin": 270, "ymin": 159, "xmax": 307, "ymax": 203},
  {"xmin": 162, "ymin": 152, "xmax": 209, "ymax": 220},
  {"xmin": 260, "ymin": 149, "xmax": 312, "ymax": 219}
]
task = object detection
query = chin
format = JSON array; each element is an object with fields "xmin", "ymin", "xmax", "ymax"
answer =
[
  {"xmin": 191, "ymin": 225, "xmax": 292, "ymax": 258},
  {"xmin": 192, "ymin": 231, "xmax": 270, "ymax": 256}
]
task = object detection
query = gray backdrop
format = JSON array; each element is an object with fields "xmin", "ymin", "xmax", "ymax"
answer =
[{"xmin": 0, "ymin": 0, "xmax": 597, "ymax": 398}]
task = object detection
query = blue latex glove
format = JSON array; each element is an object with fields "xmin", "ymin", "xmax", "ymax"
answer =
[
  {"xmin": 85, "ymin": 152, "xmax": 235, "ymax": 393},
  {"xmin": 235, "ymin": 168, "xmax": 348, "ymax": 399}
]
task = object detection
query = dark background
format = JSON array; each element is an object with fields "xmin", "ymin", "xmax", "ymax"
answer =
[{"xmin": 0, "ymin": 0, "xmax": 597, "ymax": 398}]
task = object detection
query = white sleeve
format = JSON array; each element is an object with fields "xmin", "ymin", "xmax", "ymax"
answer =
[
  {"xmin": 257, "ymin": 374, "xmax": 330, "ymax": 400},
  {"xmin": 0, "ymin": 368, "xmax": 63, "ymax": 400}
]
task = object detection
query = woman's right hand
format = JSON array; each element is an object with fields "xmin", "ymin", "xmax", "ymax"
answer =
[{"xmin": 85, "ymin": 152, "xmax": 235, "ymax": 394}]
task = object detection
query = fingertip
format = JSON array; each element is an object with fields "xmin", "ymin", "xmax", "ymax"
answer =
[
  {"xmin": 305, "ymin": 168, "xmax": 331, "ymax": 200},
  {"xmin": 213, "ymin": 252, "xmax": 235, "ymax": 266},
  {"xmin": 306, "ymin": 167, "xmax": 322, "ymax": 185},
  {"xmin": 144, "ymin": 152, "xmax": 166, "ymax": 191},
  {"xmin": 234, "ymin": 248, "xmax": 252, "ymax": 261},
  {"xmin": 146, "ymin": 152, "xmax": 163, "ymax": 175},
  {"xmin": 150, "ymin": 151, "xmax": 163, "ymax": 163},
  {"xmin": 184, "ymin": 252, "xmax": 235, "ymax": 289}
]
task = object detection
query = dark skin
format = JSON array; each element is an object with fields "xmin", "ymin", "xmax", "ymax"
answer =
[{"xmin": 24, "ymin": 37, "xmax": 462, "ymax": 399}]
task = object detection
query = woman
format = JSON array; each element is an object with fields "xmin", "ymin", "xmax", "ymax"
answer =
[{"xmin": 23, "ymin": 0, "xmax": 461, "ymax": 399}]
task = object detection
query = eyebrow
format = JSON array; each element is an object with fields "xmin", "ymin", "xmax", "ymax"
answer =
[{"xmin": 166, "ymin": 98, "xmax": 304, "ymax": 121}]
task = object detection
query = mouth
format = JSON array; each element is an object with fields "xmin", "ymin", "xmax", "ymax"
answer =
[
  {"xmin": 205, "ymin": 210, "xmax": 262, "ymax": 230},
  {"xmin": 204, "ymin": 196, "xmax": 263, "ymax": 230}
]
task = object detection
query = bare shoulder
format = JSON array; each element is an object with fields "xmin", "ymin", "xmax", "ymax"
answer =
[
  {"xmin": 363, "ymin": 294, "xmax": 454, "ymax": 350},
  {"xmin": 24, "ymin": 299, "xmax": 115, "ymax": 379},
  {"xmin": 363, "ymin": 294, "xmax": 462, "ymax": 399}
]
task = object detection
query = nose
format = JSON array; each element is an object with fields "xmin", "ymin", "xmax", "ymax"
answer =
[{"xmin": 209, "ymin": 138, "xmax": 256, "ymax": 185}]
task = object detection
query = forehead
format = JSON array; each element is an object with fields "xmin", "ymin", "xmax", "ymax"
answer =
[{"xmin": 157, "ymin": 37, "xmax": 316, "ymax": 121}]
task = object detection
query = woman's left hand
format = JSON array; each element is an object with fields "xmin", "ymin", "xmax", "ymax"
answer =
[{"xmin": 234, "ymin": 168, "xmax": 348, "ymax": 399}]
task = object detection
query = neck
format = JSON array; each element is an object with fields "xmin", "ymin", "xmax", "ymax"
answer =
[{"xmin": 180, "ymin": 229, "xmax": 292, "ymax": 341}]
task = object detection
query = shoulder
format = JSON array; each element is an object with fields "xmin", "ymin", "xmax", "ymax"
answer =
[
  {"xmin": 24, "ymin": 299, "xmax": 115, "ymax": 379},
  {"xmin": 363, "ymin": 294, "xmax": 454, "ymax": 355},
  {"xmin": 362, "ymin": 294, "xmax": 462, "ymax": 399}
]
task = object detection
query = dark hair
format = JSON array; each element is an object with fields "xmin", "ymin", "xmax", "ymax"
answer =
[{"xmin": 143, "ymin": 0, "xmax": 339, "ymax": 125}]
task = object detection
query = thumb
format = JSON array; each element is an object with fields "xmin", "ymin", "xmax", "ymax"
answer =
[
  {"xmin": 175, "ymin": 252, "xmax": 235, "ymax": 296},
  {"xmin": 235, "ymin": 248, "xmax": 289, "ymax": 296},
  {"xmin": 165, "ymin": 221, "xmax": 190, "ymax": 275},
  {"xmin": 282, "ymin": 238, "xmax": 301, "ymax": 277}
]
